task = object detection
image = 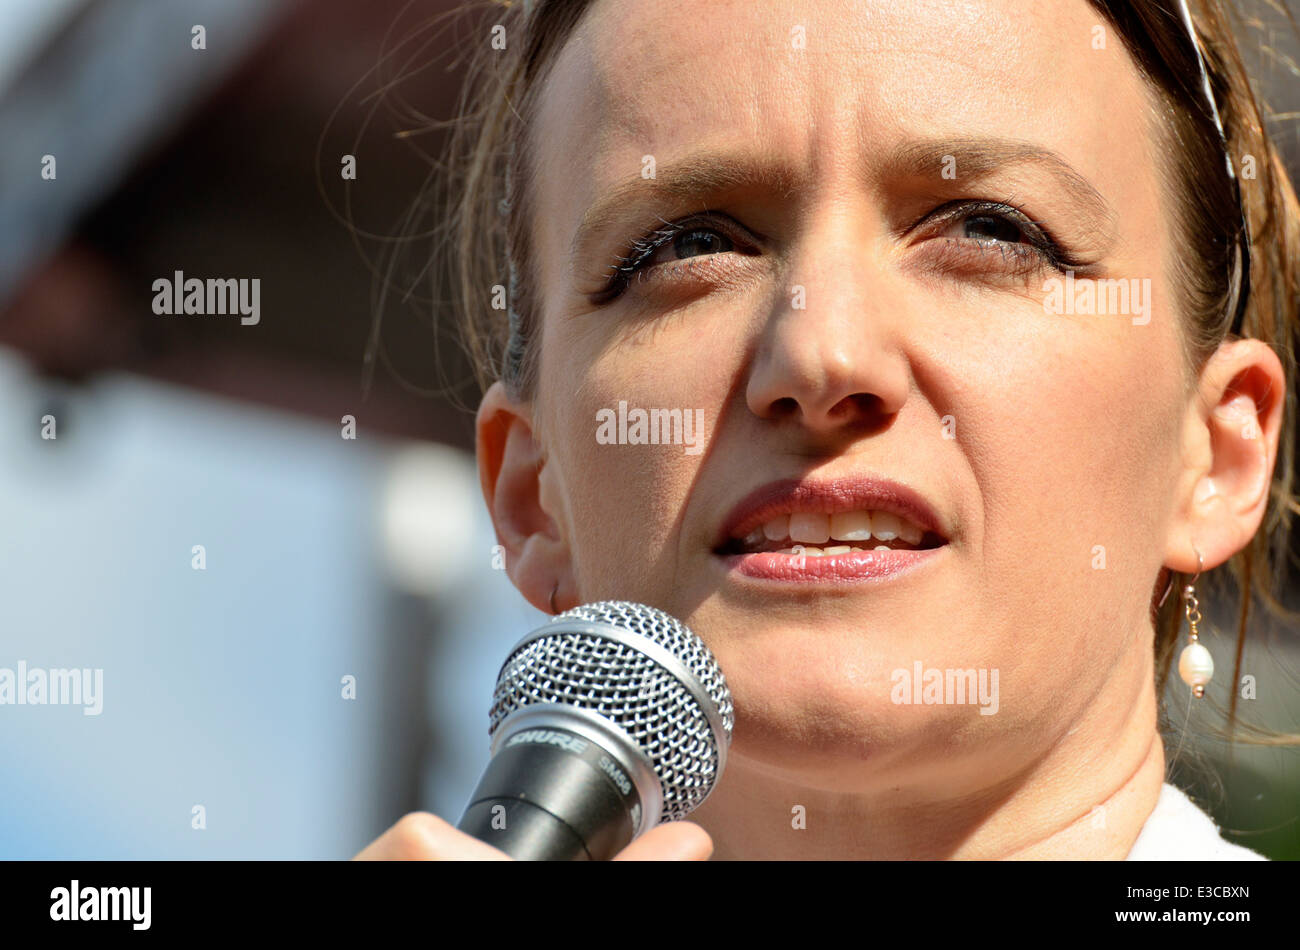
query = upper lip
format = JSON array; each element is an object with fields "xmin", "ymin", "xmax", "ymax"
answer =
[{"xmin": 713, "ymin": 475, "xmax": 951, "ymax": 550}]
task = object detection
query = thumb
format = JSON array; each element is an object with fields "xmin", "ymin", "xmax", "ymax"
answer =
[{"xmin": 612, "ymin": 821, "xmax": 713, "ymax": 861}]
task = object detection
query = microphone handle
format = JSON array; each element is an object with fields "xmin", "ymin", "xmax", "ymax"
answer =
[{"xmin": 457, "ymin": 726, "xmax": 641, "ymax": 860}]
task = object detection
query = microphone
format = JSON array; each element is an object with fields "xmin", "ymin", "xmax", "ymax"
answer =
[{"xmin": 456, "ymin": 601, "xmax": 733, "ymax": 860}]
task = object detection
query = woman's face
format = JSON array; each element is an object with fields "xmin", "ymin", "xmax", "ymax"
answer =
[{"xmin": 515, "ymin": 0, "xmax": 1188, "ymax": 792}]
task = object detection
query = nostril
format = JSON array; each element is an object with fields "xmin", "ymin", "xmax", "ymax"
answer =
[
  {"xmin": 761, "ymin": 392, "xmax": 888, "ymax": 427},
  {"xmin": 835, "ymin": 392, "xmax": 881, "ymax": 418},
  {"xmin": 768, "ymin": 396, "xmax": 800, "ymax": 417}
]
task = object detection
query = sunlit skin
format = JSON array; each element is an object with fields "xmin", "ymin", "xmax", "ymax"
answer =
[{"xmin": 476, "ymin": 0, "xmax": 1285, "ymax": 858}]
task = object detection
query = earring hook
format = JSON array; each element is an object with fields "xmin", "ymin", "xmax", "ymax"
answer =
[
  {"xmin": 1188, "ymin": 547, "xmax": 1204, "ymax": 588},
  {"xmin": 1156, "ymin": 547, "xmax": 1205, "ymax": 609}
]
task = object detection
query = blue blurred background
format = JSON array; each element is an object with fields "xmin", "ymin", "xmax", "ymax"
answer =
[
  {"xmin": 0, "ymin": 0, "xmax": 549, "ymax": 858},
  {"xmin": 0, "ymin": 0, "xmax": 1296, "ymax": 858}
]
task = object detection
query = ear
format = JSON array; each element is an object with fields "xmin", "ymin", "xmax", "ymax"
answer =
[
  {"xmin": 1164, "ymin": 339, "xmax": 1286, "ymax": 573},
  {"xmin": 476, "ymin": 380, "xmax": 574, "ymax": 614}
]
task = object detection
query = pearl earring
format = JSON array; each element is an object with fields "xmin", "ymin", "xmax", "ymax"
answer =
[{"xmin": 1177, "ymin": 549, "xmax": 1214, "ymax": 698}]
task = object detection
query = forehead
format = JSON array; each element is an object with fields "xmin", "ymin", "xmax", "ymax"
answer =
[{"xmin": 527, "ymin": 0, "xmax": 1156, "ymax": 297}]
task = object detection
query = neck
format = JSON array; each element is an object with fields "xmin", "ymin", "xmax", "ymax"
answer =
[{"xmin": 692, "ymin": 658, "xmax": 1166, "ymax": 860}]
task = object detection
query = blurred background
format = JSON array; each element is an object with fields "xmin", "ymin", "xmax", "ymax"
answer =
[{"xmin": 0, "ymin": 0, "xmax": 1296, "ymax": 859}]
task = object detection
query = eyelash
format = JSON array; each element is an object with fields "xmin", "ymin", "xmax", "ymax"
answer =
[
  {"xmin": 596, "ymin": 214, "xmax": 753, "ymax": 302},
  {"xmin": 915, "ymin": 199, "xmax": 1087, "ymax": 279},
  {"xmin": 594, "ymin": 200, "xmax": 1088, "ymax": 302}
]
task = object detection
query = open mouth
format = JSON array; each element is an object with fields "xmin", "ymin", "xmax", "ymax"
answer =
[{"xmin": 714, "ymin": 509, "xmax": 946, "ymax": 557}]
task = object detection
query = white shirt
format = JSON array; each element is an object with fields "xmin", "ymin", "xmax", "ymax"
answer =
[{"xmin": 1126, "ymin": 783, "xmax": 1268, "ymax": 860}]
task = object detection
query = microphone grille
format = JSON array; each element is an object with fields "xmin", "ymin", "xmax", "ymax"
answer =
[{"xmin": 489, "ymin": 601, "xmax": 733, "ymax": 822}]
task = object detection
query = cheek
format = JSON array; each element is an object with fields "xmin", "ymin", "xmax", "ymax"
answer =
[
  {"xmin": 953, "ymin": 308, "xmax": 1183, "ymax": 667},
  {"xmin": 545, "ymin": 312, "xmax": 744, "ymax": 600}
]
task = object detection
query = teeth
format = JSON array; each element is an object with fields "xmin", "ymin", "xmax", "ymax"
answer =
[
  {"xmin": 829, "ymin": 511, "xmax": 873, "ymax": 541},
  {"xmin": 776, "ymin": 545, "xmax": 877, "ymax": 555},
  {"xmin": 875, "ymin": 544, "xmax": 892, "ymax": 551},
  {"xmin": 789, "ymin": 512, "xmax": 830, "ymax": 544},
  {"xmin": 763, "ymin": 515, "xmax": 789, "ymax": 541},
  {"xmin": 869, "ymin": 511, "xmax": 901, "ymax": 541},
  {"xmin": 734, "ymin": 509, "xmax": 933, "ymax": 551}
]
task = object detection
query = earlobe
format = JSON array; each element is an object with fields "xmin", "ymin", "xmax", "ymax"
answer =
[
  {"xmin": 1165, "ymin": 340, "xmax": 1285, "ymax": 573},
  {"xmin": 476, "ymin": 381, "xmax": 573, "ymax": 614}
]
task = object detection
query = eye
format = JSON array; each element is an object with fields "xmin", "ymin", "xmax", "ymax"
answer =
[
  {"xmin": 624, "ymin": 227, "xmax": 735, "ymax": 278},
  {"xmin": 959, "ymin": 214, "xmax": 1026, "ymax": 244},
  {"xmin": 597, "ymin": 215, "xmax": 752, "ymax": 301},
  {"xmin": 935, "ymin": 204, "xmax": 1042, "ymax": 249},
  {"xmin": 664, "ymin": 228, "xmax": 733, "ymax": 261},
  {"xmin": 921, "ymin": 200, "xmax": 1084, "ymax": 278}
]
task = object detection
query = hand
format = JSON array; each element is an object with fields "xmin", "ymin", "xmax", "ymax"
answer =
[{"xmin": 352, "ymin": 812, "xmax": 714, "ymax": 861}]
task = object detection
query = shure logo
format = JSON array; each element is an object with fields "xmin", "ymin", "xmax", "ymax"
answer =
[{"xmin": 507, "ymin": 729, "xmax": 589, "ymax": 754}]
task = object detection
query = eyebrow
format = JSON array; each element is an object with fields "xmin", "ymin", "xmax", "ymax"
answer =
[
  {"xmin": 569, "ymin": 136, "xmax": 1116, "ymax": 262},
  {"xmin": 887, "ymin": 136, "xmax": 1117, "ymax": 233},
  {"xmin": 568, "ymin": 152, "xmax": 801, "ymax": 261}
]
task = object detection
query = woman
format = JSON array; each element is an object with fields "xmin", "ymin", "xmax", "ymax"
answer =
[{"xmin": 358, "ymin": 0, "xmax": 1299, "ymax": 859}]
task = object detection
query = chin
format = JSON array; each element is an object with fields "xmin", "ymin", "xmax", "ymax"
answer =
[{"xmin": 724, "ymin": 683, "xmax": 1012, "ymax": 791}]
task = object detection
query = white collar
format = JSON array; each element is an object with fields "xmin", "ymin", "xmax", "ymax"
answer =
[{"xmin": 1126, "ymin": 783, "xmax": 1267, "ymax": 860}]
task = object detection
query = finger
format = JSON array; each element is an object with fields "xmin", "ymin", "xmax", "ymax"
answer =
[
  {"xmin": 612, "ymin": 821, "xmax": 713, "ymax": 861},
  {"xmin": 352, "ymin": 812, "xmax": 513, "ymax": 861}
]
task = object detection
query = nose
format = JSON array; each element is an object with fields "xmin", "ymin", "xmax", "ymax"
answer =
[{"xmin": 745, "ymin": 207, "xmax": 911, "ymax": 434}]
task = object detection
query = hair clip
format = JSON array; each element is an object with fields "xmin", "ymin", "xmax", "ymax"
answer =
[{"xmin": 1175, "ymin": 0, "xmax": 1251, "ymax": 335}]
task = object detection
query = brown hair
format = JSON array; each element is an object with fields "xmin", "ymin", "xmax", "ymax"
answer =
[
  {"xmin": 434, "ymin": 0, "xmax": 1299, "ymax": 744},
  {"xmin": 1085, "ymin": 0, "xmax": 1300, "ymax": 747}
]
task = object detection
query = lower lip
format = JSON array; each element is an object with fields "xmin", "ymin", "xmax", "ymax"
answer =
[{"xmin": 717, "ymin": 545, "xmax": 945, "ymax": 583}]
